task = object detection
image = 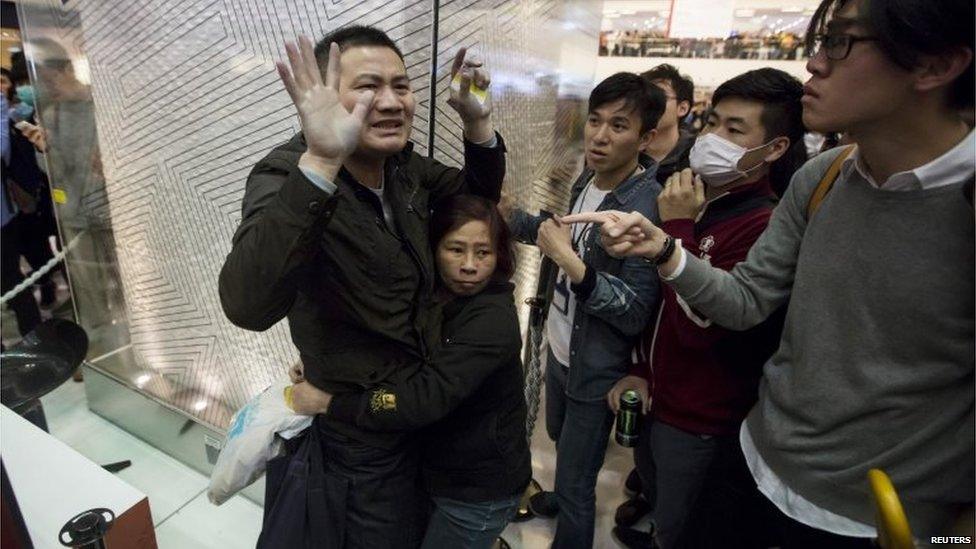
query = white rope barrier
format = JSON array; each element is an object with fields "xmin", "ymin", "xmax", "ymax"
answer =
[{"xmin": 1, "ymin": 232, "xmax": 83, "ymax": 306}]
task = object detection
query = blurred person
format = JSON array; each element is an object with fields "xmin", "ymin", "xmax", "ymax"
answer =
[
  {"xmin": 287, "ymin": 195, "xmax": 530, "ymax": 549},
  {"xmin": 2, "ymin": 66, "xmax": 60, "ymax": 308},
  {"xmin": 2, "ymin": 67, "xmax": 34, "ymax": 127},
  {"xmin": 503, "ymin": 72, "xmax": 665, "ymax": 549},
  {"xmin": 1, "ymin": 93, "xmax": 42, "ymax": 338},
  {"xmin": 610, "ymin": 68, "xmax": 804, "ymax": 549},
  {"xmin": 27, "ymin": 37, "xmax": 124, "ymax": 357},
  {"xmin": 9, "ymin": 52, "xmax": 28, "ymax": 91},
  {"xmin": 564, "ymin": 0, "xmax": 974, "ymax": 546},
  {"xmin": 0, "ymin": 69, "xmax": 11, "ymax": 99},
  {"xmin": 218, "ymin": 26, "xmax": 506, "ymax": 548}
]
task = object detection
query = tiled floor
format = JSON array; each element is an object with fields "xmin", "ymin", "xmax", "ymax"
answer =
[
  {"xmin": 30, "ymin": 376, "xmax": 647, "ymax": 548},
  {"xmin": 38, "ymin": 380, "xmax": 265, "ymax": 548}
]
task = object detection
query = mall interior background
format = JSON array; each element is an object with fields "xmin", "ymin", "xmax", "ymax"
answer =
[
  {"xmin": 11, "ymin": 0, "xmax": 604, "ymax": 434},
  {"xmin": 1, "ymin": 1, "xmax": 816, "ymax": 542}
]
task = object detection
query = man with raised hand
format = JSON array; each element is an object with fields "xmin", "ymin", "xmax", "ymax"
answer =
[
  {"xmin": 565, "ymin": 0, "xmax": 974, "ymax": 545},
  {"xmin": 219, "ymin": 26, "xmax": 505, "ymax": 548}
]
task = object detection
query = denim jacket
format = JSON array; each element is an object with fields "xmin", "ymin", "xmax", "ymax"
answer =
[{"xmin": 510, "ymin": 155, "xmax": 662, "ymax": 401}]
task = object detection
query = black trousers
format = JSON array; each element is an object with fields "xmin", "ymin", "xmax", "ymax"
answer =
[
  {"xmin": 1, "ymin": 217, "xmax": 41, "ymax": 336},
  {"xmin": 15, "ymin": 193, "xmax": 59, "ymax": 288},
  {"xmin": 678, "ymin": 436, "xmax": 876, "ymax": 549},
  {"xmin": 261, "ymin": 418, "xmax": 427, "ymax": 549},
  {"xmin": 635, "ymin": 420, "xmax": 737, "ymax": 548}
]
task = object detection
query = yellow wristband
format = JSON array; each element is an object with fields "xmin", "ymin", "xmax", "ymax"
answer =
[{"xmin": 283, "ymin": 385, "xmax": 295, "ymax": 411}]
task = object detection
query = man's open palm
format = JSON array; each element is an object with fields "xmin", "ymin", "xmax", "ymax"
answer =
[{"xmin": 276, "ymin": 35, "xmax": 374, "ymax": 161}]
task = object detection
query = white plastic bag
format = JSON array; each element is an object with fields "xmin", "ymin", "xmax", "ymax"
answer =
[{"xmin": 207, "ymin": 378, "xmax": 313, "ymax": 505}]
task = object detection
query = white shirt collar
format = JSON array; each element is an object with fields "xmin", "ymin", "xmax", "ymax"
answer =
[{"xmin": 841, "ymin": 129, "xmax": 975, "ymax": 191}]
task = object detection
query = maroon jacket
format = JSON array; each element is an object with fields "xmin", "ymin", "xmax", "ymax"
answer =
[{"xmin": 633, "ymin": 177, "xmax": 786, "ymax": 436}]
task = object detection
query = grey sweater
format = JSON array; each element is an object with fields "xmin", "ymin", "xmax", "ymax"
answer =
[{"xmin": 670, "ymin": 146, "xmax": 975, "ymax": 537}]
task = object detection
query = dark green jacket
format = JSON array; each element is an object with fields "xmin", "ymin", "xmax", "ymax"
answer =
[{"xmin": 219, "ymin": 133, "xmax": 506, "ymax": 447}]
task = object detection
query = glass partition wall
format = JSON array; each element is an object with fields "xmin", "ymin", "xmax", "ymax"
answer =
[{"xmin": 17, "ymin": 0, "xmax": 602, "ymax": 435}]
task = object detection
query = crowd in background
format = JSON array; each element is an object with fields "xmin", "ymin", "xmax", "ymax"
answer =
[{"xmin": 600, "ymin": 31, "xmax": 805, "ymax": 60}]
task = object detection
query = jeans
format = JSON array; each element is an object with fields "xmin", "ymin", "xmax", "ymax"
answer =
[
  {"xmin": 545, "ymin": 350, "xmax": 616, "ymax": 549},
  {"xmin": 420, "ymin": 495, "xmax": 520, "ymax": 549}
]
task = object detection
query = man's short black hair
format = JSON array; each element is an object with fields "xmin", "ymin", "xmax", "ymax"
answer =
[
  {"xmin": 10, "ymin": 52, "xmax": 28, "ymax": 86},
  {"xmin": 588, "ymin": 72, "xmax": 667, "ymax": 134},
  {"xmin": 712, "ymin": 68, "xmax": 807, "ymax": 196},
  {"xmin": 313, "ymin": 25, "xmax": 405, "ymax": 74},
  {"xmin": 806, "ymin": 0, "xmax": 974, "ymax": 110},
  {"xmin": 641, "ymin": 64, "xmax": 694, "ymax": 108}
]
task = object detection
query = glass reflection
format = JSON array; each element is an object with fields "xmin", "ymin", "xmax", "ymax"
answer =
[
  {"xmin": 13, "ymin": 0, "xmax": 604, "ymax": 432},
  {"xmin": 18, "ymin": 7, "xmax": 130, "ymax": 361}
]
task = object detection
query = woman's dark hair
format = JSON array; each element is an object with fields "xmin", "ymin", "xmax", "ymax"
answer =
[
  {"xmin": 0, "ymin": 68, "xmax": 14, "ymax": 102},
  {"xmin": 712, "ymin": 68, "xmax": 807, "ymax": 197},
  {"xmin": 589, "ymin": 72, "xmax": 667, "ymax": 134},
  {"xmin": 805, "ymin": 0, "xmax": 974, "ymax": 110},
  {"xmin": 429, "ymin": 195, "xmax": 515, "ymax": 282}
]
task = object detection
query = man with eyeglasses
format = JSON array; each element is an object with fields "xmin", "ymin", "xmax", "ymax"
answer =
[
  {"xmin": 565, "ymin": 0, "xmax": 974, "ymax": 546},
  {"xmin": 640, "ymin": 64, "xmax": 696, "ymax": 186}
]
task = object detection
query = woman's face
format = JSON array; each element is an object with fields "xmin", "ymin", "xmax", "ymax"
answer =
[{"xmin": 436, "ymin": 220, "xmax": 497, "ymax": 297}]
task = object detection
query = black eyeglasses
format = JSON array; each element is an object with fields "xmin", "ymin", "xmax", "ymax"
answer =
[{"xmin": 811, "ymin": 33, "xmax": 879, "ymax": 61}]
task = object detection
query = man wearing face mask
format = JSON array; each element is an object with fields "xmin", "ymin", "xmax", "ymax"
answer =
[{"xmin": 609, "ymin": 68, "xmax": 805, "ymax": 549}]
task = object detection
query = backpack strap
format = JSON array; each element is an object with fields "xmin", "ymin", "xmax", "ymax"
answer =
[{"xmin": 806, "ymin": 145, "xmax": 856, "ymax": 220}]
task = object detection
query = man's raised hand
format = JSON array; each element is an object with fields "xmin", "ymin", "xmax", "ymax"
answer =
[
  {"xmin": 447, "ymin": 47, "xmax": 494, "ymax": 143},
  {"xmin": 276, "ymin": 36, "xmax": 374, "ymax": 163}
]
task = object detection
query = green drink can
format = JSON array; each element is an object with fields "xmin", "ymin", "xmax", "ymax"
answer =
[{"xmin": 615, "ymin": 390, "xmax": 642, "ymax": 447}]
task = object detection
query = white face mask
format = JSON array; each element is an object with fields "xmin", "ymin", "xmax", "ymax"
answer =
[{"xmin": 689, "ymin": 133, "xmax": 773, "ymax": 187}]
